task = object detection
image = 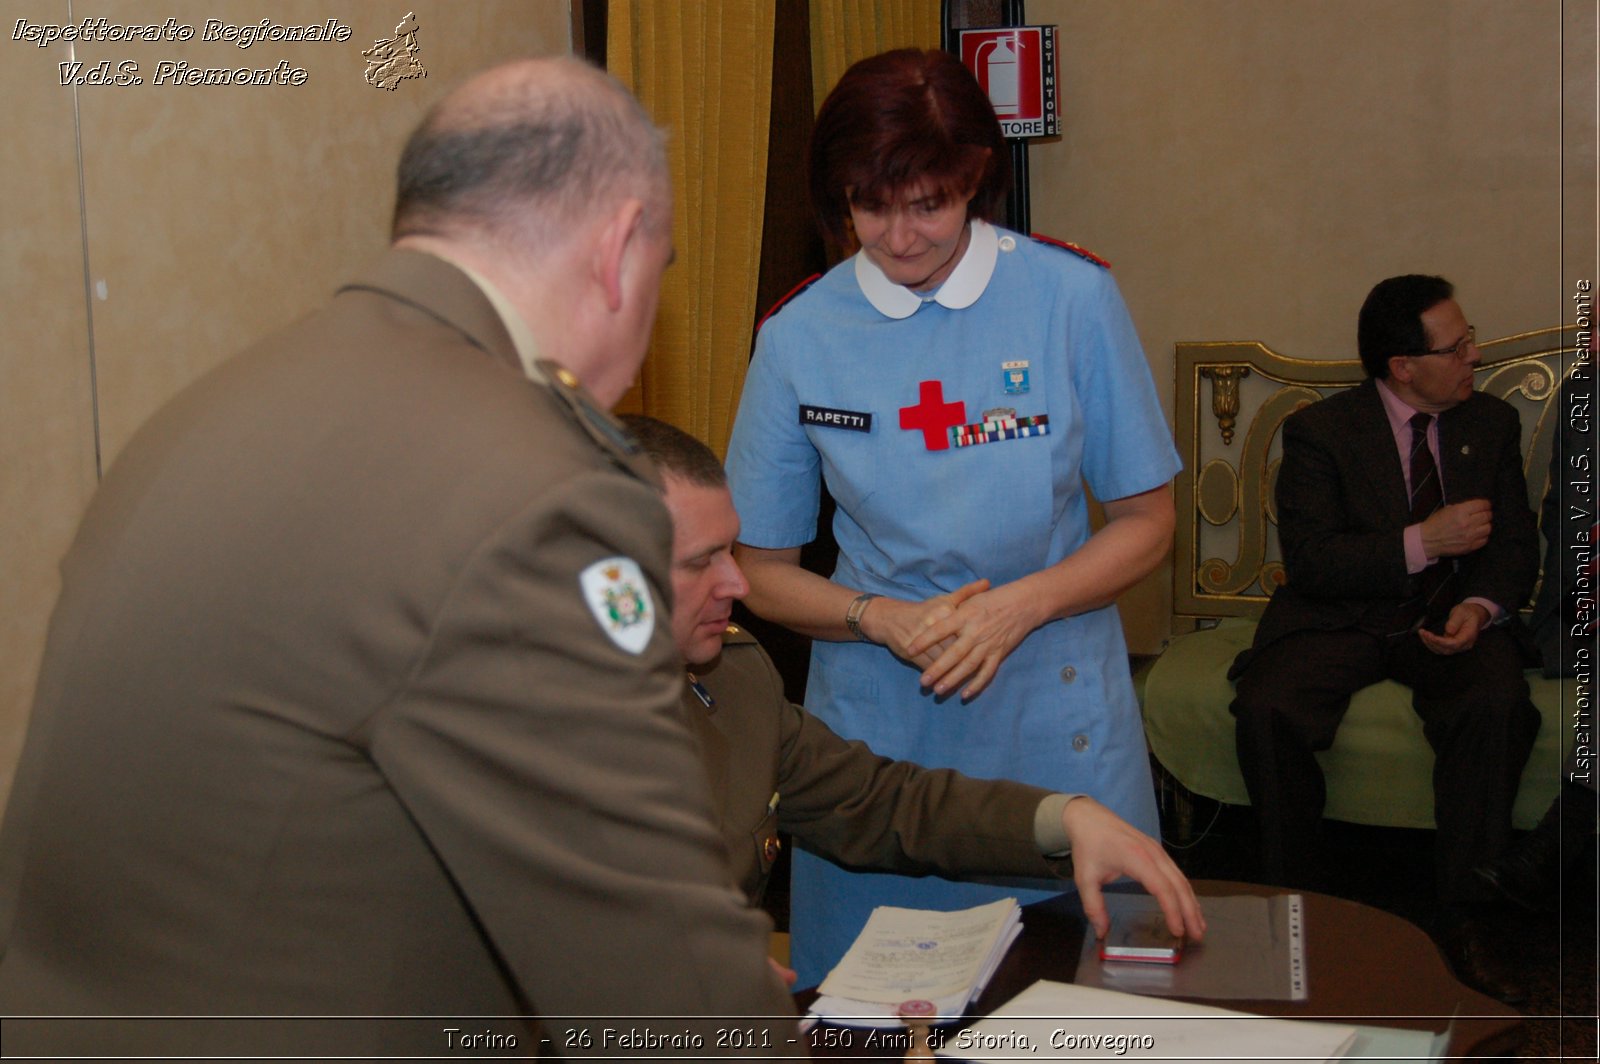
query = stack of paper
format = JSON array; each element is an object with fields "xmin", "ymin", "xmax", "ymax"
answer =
[
  {"xmin": 934, "ymin": 981, "xmax": 1360, "ymax": 1063},
  {"xmin": 808, "ymin": 897, "xmax": 1021, "ymax": 1027}
]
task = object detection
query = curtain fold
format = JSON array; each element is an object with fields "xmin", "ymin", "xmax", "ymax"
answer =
[
  {"xmin": 609, "ymin": 1, "xmax": 775, "ymax": 458},
  {"xmin": 809, "ymin": 0, "xmax": 941, "ymax": 113},
  {"xmin": 606, "ymin": 2, "xmax": 939, "ymax": 454}
]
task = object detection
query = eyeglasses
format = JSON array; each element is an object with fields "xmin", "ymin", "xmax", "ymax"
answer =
[{"xmin": 1408, "ymin": 325, "xmax": 1476, "ymax": 360}]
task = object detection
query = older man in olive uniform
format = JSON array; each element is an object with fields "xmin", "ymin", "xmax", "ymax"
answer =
[
  {"xmin": 0, "ymin": 59, "xmax": 796, "ymax": 1056},
  {"xmin": 624, "ymin": 415, "xmax": 1204, "ymax": 979}
]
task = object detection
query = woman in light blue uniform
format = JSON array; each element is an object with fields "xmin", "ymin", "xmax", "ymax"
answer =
[{"xmin": 725, "ymin": 49, "xmax": 1180, "ymax": 987}]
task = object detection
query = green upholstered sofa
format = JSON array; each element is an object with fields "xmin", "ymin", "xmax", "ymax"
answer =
[{"xmin": 1141, "ymin": 326, "xmax": 1584, "ymax": 838}]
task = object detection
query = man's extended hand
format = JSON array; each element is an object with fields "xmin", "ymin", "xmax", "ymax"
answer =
[
  {"xmin": 1420, "ymin": 498, "xmax": 1492, "ymax": 558},
  {"xmin": 1418, "ymin": 600, "xmax": 1490, "ymax": 655},
  {"xmin": 1061, "ymin": 797, "xmax": 1206, "ymax": 943}
]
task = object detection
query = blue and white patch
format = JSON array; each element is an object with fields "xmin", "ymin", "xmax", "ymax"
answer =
[
  {"xmin": 579, "ymin": 556, "xmax": 655, "ymax": 654},
  {"xmin": 1002, "ymin": 360, "xmax": 1030, "ymax": 395}
]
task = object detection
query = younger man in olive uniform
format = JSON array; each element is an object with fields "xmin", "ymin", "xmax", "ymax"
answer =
[{"xmin": 624, "ymin": 415, "xmax": 1205, "ymax": 971}]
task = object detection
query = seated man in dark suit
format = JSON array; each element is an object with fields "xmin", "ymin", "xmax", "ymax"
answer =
[
  {"xmin": 623, "ymin": 415, "xmax": 1205, "ymax": 983},
  {"xmin": 1227, "ymin": 275, "xmax": 1541, "ymax": 1002}
]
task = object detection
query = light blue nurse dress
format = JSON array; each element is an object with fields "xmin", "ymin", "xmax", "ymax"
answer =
[{"xmin": 725, "ymin": 221, "xmax": 1181, "ymax": 986}]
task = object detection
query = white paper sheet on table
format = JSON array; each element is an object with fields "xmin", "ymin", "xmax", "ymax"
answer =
[
  {"xmin": 1341, "ymin": 1021, "xmax": 1452, "ymax": 1063},
  {"xmin": 933, "ymin": 980, "xmax": 1360, "ymax": 1062}
]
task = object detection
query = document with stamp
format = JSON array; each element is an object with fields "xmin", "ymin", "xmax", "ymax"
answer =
[{"xmin": 809, "ymin": 898, "xmax": 1021, "ymax": 1026}]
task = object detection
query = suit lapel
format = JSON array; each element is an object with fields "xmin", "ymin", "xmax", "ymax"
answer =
[
  {"xmin": 1348, "ymin": 380, "xmax": 1410, "ymax": 526},
  {"xmin": 681, "ymin": 679, "xmax": 730, "ymax": 813},
  {"xmin": 1436, "ymin": 399, "xmax": 1486, "ymax": 501}
]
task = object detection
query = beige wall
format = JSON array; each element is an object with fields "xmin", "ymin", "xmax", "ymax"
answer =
[
  {"xmin": 0, "ymin": 0, "xmax": 572, "ymax": 811},
  {"xmin": 3, "ymin": 1, "xmax": 1596, "ymax": 808},
  {"xmin": 1028, "ymin": 0, "xmax": 1597, "ymax": 651}
]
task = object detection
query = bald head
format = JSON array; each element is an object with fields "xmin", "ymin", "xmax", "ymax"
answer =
[{"xmin": 391, "ymin": 57, "xmax": 669, "ymax": 255}]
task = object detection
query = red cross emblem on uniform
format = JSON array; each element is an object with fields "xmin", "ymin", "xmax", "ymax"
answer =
[{"xmin": 899, "ymin": 380, "xmax": 967, "ymax": 451}]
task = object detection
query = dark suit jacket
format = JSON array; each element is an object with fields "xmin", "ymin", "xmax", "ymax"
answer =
[
  {"xmin": 1233, "ymin": 378, "xmax": 1537, "ymax": 674},
  {"xmin": 0, "ymin": 251, "xmax": 798, "ymax": 1056},
  {"xmin": 687, "ymin": 626, "xmax": 1069, "ymax": 906}
]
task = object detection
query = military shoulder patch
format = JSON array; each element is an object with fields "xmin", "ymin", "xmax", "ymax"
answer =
[
  {"xmin": 579, "ymin": 557, "xmax": 655, "ymax": 654},
  {"xmin": 1029, "ymin": 234, "xmax": 1112, "ymax": 269},
  {"xmin": 755, "ymin": 274, "xmax": 822, "ymax": 333}
]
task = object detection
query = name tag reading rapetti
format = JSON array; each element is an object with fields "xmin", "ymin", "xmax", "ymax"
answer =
[{"xmin": 799, "ymin": 405, "xmax": 873, "ymax": 432}]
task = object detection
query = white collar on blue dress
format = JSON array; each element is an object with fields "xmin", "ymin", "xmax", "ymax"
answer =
[{"xmin": 854, "ymin": 219, "xmax": 1013, "ymax": 320}]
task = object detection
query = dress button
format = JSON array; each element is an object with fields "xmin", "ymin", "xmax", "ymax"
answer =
[
  {"xmin": 1060, "ymin": 665, "xmax": 1077, "ymax": 683},
  {"xmin": 998, "ymin": 235, "xmax": 1017, "ymax": 252},
  {"xmin": 1072, "ymin": 734, "xmax": 1090, "ymax": 752}
]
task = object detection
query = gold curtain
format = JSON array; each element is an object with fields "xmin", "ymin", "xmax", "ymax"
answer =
[
  {"xmin": 809, "ymin": 0, "xmax": 941, "ymax": 112},
  {"xmin": 608, "ymin": 1, "xmax": 775, "ymax": 458}
]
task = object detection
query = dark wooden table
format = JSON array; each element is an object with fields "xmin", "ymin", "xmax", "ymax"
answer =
[{"xmin": 798, "ymin": 880, "xmax": 1522, "ymax": 1059}]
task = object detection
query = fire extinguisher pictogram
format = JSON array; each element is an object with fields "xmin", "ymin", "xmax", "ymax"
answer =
[{"xmin": 977, "ymin": 35, "xmax": 1020, "ymax": 117}]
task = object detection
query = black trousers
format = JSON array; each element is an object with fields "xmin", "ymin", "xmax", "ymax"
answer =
[{"xmin": 1230, "ymin": 625, "xmax": 1540, "ymax": 904}]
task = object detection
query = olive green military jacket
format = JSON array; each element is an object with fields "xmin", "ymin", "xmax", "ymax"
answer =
[
  {"xmin": 685, "ymin": 626, "xmax": 1071, "ymax": 905},
  {"xmin": 0, "ymin": 251, "xmax": 797, "ymax": 1056}
]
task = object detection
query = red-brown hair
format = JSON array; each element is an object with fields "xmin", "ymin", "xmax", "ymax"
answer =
[{"xmin": 809, "ymin": 49, "xmax": 1010, "ymax": 248}]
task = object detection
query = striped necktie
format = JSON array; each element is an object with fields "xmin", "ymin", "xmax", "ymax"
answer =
[
  {"xmin": 1399, "ymin": 412, "xmax": 1452, "ymax": 628},
  {"xmin": 1408, "ymin": 413, "xmax": 1443, "ymax": 523}
]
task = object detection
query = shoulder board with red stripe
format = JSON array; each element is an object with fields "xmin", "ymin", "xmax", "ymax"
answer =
[
  {"xmin": 1029, "ymin": 234, "xmax": 1112, "ymax": 269},
  {"xmin": 756, "ymin": 273, "xmax": 822, "ymax": 332}
]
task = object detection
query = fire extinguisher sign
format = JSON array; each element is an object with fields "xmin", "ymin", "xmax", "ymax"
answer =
[{"xmin": 958, "ymin": 26, "xmax": 1060, "ymax": 139}]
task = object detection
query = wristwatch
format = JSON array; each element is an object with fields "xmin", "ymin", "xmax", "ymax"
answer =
[{"xmin": 845, "ymin": 592, "xmax": 879, "ymax": 642}]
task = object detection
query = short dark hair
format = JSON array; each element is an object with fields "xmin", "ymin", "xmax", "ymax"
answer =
[
  {"xmin": 391, "ymin": 57, "xmax": 667, "ymax": 247},
  {"xmin": 1357, "ymin": 274, "xmax": 1455, "ymax": 378},
  {"xmin": 620, "ymin": 415, "xmax": 726, "ymax": 488},
  {"xmin": 809, "ymin": 49, "xmax": 1010, "ymax": 249}
]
